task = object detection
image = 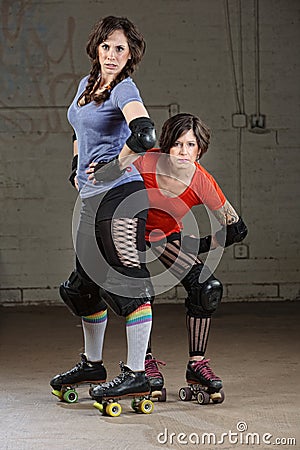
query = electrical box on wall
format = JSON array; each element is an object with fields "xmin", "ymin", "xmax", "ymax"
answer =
[
  {"xmin": 234, "ymin": 243, "xmax": 249, "ymax": 259},
  {"xmin": 232, "ymin": 113, "xmax": 247, "ymax": 128}
]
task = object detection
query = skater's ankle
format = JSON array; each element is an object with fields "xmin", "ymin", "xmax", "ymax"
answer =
[
  {"xmin": 86, "ymin": 357, "xmax": 104, "ymax": 364},
  {"xmin": 189, "ymin": 356, "xmax": 204, "ymax": 363},
  {"xmin": 82, "ymin": 353, "xmax": 103, "ymax": 363},
  {"xmin": 125, "ymin": 364, "xmax": 145, "ymax": 374}
]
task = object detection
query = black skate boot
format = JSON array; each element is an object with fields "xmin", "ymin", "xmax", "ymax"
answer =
[
  {"xmin": 145, "ymin": 354, "xmax": 167, "ymax": 401},
  {"xmin": 50, "ymin": 353, "xmax": 107, "ymax": 403},
  {"xmin": 90, "ymin": 362, "xmax": 154, "ymax": 417},
  {"xmin": 179, "ymin": 359, "xmax": 225, "ymax": 405}
]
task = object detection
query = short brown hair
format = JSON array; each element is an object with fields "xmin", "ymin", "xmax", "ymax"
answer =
[{"xmin": 159, "ymin": 113, "xmax": 210, "ymax": 158}]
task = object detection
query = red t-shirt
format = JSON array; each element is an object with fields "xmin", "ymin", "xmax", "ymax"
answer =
[{"xmin": 134, "ymin": 149, "xmax": 226, "ymax": 242}]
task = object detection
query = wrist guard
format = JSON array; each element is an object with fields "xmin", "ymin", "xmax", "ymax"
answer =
[
  {"xmin": 182, "ymin": 235, "xmax": 212, "ymax": 254},
  {"xmin": 215, "ymin": 217, "xmax": 248, "ymax": 247},
  {"xmin": 94, "ymin": 158, "xmax": 126, "ymax": 183},
  {"xmin": 69, "ymin": 154, "xmax": 78, "ymax": 187}
]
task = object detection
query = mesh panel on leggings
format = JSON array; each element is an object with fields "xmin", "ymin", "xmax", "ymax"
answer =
[
  {"xmin": 112, "ymin": 218, "xmax": 141, "ymax": 268},
  {"xmin": 186, "ymin": 315, "xmax": 211, "ymax": 356},
  {"xmin": 151, "ymin": 238, "xmax": 211, "ymax": 356},
  {"xmin": 151, "ymin": 240, "xmax": 202, "ymax": 277}
]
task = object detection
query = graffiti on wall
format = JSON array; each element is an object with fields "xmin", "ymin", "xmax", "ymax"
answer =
[{"xmin": 0, "ymin": 0, "xmax": 81, "ymax": 143}]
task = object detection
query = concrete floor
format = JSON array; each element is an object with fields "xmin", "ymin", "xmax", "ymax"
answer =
[{"xmin": 0, "ymin": 301, "xmax": 299, "ymax": 450}]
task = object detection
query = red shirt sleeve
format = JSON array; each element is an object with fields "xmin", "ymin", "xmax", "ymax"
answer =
[{"xmin": 192, "ymin": 163, "xmax": 226, "ymax": 210}]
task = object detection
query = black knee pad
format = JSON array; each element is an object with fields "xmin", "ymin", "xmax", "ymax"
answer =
[
  {"xmin": 59, "ymin": 270, "xmax": 107, "ymax": 317},
  {"xmin": 100, "ymin": 268, "xmax": 153, "ymax": 316},
  {"xmin": 182, "ymin": 264, "xmax": 223, "ymax": 317}
]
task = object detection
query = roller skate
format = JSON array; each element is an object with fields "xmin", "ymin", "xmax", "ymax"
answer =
[
  {"xmin": 50, "ymin": 353, "xmax": 107, "ymax": 403},
  {"xmin": 179, "ymin": 358, "xmax": 225, "ymax": 405},
  {"xmin": 90, "ymin": 362, "xmax": 154, "ymax": 417},
  {"xmin": 145, "ymin": 354, "xmax": 167, "ymax": 402}
]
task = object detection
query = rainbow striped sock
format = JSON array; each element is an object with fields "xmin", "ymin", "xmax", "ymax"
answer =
[
  {"xmin": 126, "ymin": 302, "xmax": 152, "ymax": 371},
  {"xmin": 81, "ymin": 309, "xmax": 108, "ymax": 361},
  {"xmin": 125, "ymin": 303, "xmax": 152, "ymax": 327},
  {"xmin": 82, "ymin": 309, "xmax": 107, "ymax": 324}
]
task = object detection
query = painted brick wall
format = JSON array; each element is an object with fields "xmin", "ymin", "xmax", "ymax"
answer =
[{"xmin": 0, "ymin": 0, "xmax": 299, "ymax": 305}]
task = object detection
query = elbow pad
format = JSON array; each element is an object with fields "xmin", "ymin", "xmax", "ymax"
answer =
[
  {"xmin": 216, "ymin": 217, "xmax": 248, "ymax": 247},
  {"xmin": 182, "ymin": 235, "xmax": 212, "ymax": 254},
  {"xmin": 126, "ymin": 117, "xmax": 156, "ymax": 154}
]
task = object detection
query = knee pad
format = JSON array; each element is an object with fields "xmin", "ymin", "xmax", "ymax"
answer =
[
  {"xmin": 183, "ymin": 264, "xmax": 223, "ymax": 317},
  {"xmin": 59, "ymin": 270, "xmax": 107, "ymax": 317},
  {"xmin": 100, "ymin": 268, "xmax": 153, "ymax": 316}
]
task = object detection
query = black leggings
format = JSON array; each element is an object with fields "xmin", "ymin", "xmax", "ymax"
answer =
[
  {"xmin": 149, "ymin": 232, "xmax": 212, "ymax": 357},
  {"xmin": 76, "ymin": 182, "xmax": 152, "ymax": 300}
]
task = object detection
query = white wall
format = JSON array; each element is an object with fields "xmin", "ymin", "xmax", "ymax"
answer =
[{"xmin": 0, "ymin": 0, "xmax": 299, "ymax": 305}]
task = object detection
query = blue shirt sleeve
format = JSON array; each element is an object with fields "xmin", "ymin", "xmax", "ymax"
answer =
[{"xmin": 110, "ymin": 78, "xmax": 143, "ymax": 111}]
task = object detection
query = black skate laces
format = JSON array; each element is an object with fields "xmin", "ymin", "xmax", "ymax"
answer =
[
  {"xmin": 191, "ymin": 359, "xmax": 220, "ymax": 381},
  {"xmin": 100, "ymin": 362, "xmax": 134, "ymax": 388},
  {"xmin": 145, "ymin": 358, "xmax": 166, "ymax": 377},
  {"xmin": 59, "ymin": 355, "xmax": 87, "ymax": 376}
]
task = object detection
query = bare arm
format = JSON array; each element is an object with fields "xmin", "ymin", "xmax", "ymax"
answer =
[
  {"xmin": 211, "ymin": 200, "xmax": 239, "ymax": 226},
  {"xmin": 73, "ymin": 139, "xmax": 78, "ymax": 157},
  {"xmin": 209, "ymin": 200, "xmax": 240, "ymax": 247}
]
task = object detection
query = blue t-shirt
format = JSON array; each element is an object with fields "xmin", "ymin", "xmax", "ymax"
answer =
[{"xmin": 67, "ymin": 76, "xmax": 144, "ymax": 198}]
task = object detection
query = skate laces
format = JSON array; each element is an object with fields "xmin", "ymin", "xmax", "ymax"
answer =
[
  {"xmin": 191, "ymin": 359, "xmax": 220, "ymax": 381},
  {"xmin": 145, "ymin": 358, "xmax": 166, "ymax": 377},
  {"xmin": 60, "ymin": 354, "xmax": 87, "ymax": 376},
  {"xmin": 100, "ymin": 362, "xmax": 132, "ymax": 388}
]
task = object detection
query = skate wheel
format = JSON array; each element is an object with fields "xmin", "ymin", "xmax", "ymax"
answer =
[
  {"xmin": 211, "ymin": 389, "xmax": 225, "ymax": 404},
  {"xmin": 138, "ymin": 399, "xmax": 154, "ymax": 414},
  {"xmin": 197, "ymin": 390, "xmax": 210, "ymax": 405},
  {"xmin": 158, "ymin": 387, "xmax": 167, "ymax": 402},
  {"xmin": 93, "ymin": 402, "xmax": 104, "ymax": 413},
  {"xmin": 131, "ymin": 399, "xmax": 139, "ymax": 412},
  {"xmin": 106, "ymin": 402, "xmax": 122, "ymax": 417},
  {"xmin": 63, "ymin": 389, "xmax": 78, "ymax": 403},
  {"xmin": 179, "ymin": 387, "xmax": 192, "ymax": 401},
  {"xmin": 51, "ymin": 389, "xmax": 63, "ymax": 400}
]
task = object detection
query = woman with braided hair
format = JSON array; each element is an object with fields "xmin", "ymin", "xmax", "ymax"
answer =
[{"xmin": 50, "ymin": 16, "xmax": 157, "ymax": 408}]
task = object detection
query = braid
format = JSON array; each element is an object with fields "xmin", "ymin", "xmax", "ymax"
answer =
[
  {"xmin": 79, "ymin": 61, "xmax": 99, "ymax": 105},
  {"xmin": 80, "ymin": 64, "xmax": 134, "ymax": 106}
]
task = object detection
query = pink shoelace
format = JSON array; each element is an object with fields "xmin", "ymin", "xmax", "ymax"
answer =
[
  {"xmin": 145, "ymin": 358, "xmax": 166, "ymax": 377},
  {"xmin": 191, "ymin": 359, "xmax": 220, "ymax": 381}
]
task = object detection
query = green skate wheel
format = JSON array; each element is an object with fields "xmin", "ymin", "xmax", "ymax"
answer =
[
  {"xmin": 63, "ymin": 388, "xmax": 78, "ymax": 403},
  {"xmin": 131, "ymin": 399, "xmax": 139, "ymax": 412},
  {"xmin": 106, "ymin": 402, "xmax": 122, "ymax": 417}
]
